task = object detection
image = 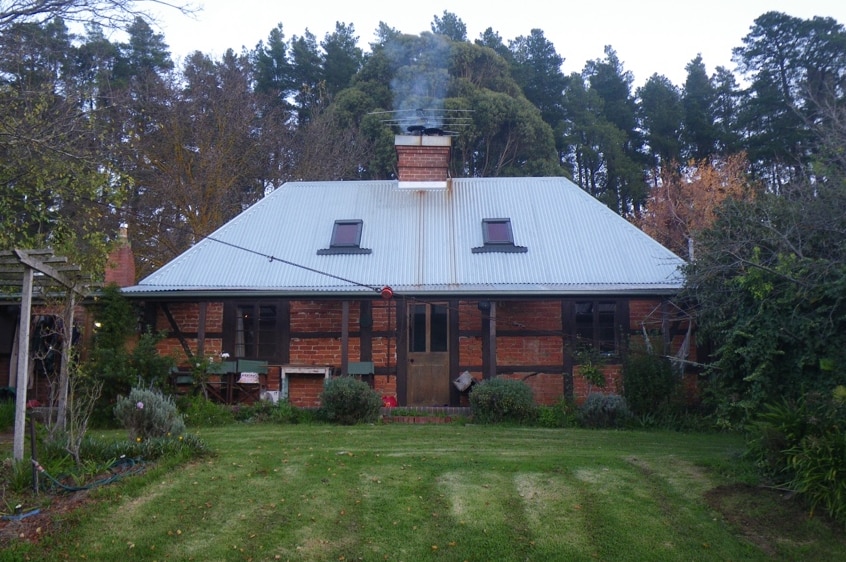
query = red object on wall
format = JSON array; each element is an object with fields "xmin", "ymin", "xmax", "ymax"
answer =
[{"xmin": 382, "ymin": 395, "xmax": 397, "ymax": 408}]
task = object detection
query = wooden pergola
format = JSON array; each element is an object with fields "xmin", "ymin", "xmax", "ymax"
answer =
[{"xmin": 0, "ymin": 249, "xmax": 94, "ymax": 460}]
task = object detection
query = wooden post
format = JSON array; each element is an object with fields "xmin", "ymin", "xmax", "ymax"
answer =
[
  {"xmin": 54, "ymin": 289, "xmax": 76, "ymax": 432},
  {"xmin": 13, "ymin": 266, "xmax": 34, "ymax": 461},
  {"xmin": 197, "ymin": 302, "xmax": 207, "ymax": 358},
  {"xmin": 487, "ymin": 302, "xmax": 497, "ymax": 380},
  {"xmin": 3, "ymin": 248, "xmax": 91, "ymax": 460},
  {"xmin": 662, "ymin": 300, "xmax": 671, "ymax": 356},
  {"xmin": 341, "ymin": 301, "xmax": 350, "ymax": 375},
  {"xmin": 30, "ymin": 415, "xmax": 38, "ymax": 494}
]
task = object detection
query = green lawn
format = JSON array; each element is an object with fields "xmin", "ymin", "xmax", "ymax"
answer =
[{"xmin": 4, "ymin": 424, "xmax": 844, "ymax": 561}]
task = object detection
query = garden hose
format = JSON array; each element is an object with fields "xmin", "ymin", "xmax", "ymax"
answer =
[{"xmin": 31, "ymin": 456, "xmax": 147, "ymax": 493}]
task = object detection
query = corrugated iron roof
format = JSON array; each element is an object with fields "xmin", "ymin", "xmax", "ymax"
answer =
[{"xmin": 123, "ymin": 177, "xmax": 685, "ymax": 297}]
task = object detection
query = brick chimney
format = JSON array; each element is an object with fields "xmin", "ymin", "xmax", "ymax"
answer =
[
  {"xmin": 105, "ymin": 224, "xmax": 136, "ymax": 287},
  {"xmin": 395, "ymin": 134, "xmax": 452, "ymax": 189}
]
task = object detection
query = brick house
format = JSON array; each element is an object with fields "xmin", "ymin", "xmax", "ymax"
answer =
[{"xmin": 119, "ymin": 134, "xmax": 693, "ymax": 408}]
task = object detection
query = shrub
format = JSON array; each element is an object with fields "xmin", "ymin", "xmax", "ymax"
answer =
[
  {"xmin": 631, "ymin": 410, "xmax": 714, "ymax": 433},
  {"xmin": 469, "ymin": 377, "xmax": 537, "ymax": 424},
  {"xmin": 536, "ymin": 398, "xmax": 578, "ymax": 428},
  {"xmin": 622, "ymin": 347, "xmax": 677, "ymax": 416},
  {"xmin": 178, "ymin": 395, "xmax": 234, "ymax": 427},
  {"xmin": 87, "ymin": 287, "xmax": 174, "ymax": 426},
  {"xmin": 573, "ymin": 347, "xmax": 607, "ymax": 393},
  {"xmin": 6, "ymin": 432, "xmax": 210, "ymax": 493},
  {"xmin": 66, "ymin": 432, "xmax": 209, "ymax": 463},
  {"xmin": 114, "ymin": 387, "xmax": 186, "ymax": 440},
  {"xmin": 294, "ymin": 406, "xmax": 319, "ymax": 424},
  {"xmin": 746, "ymin": 387, "xmax": 846, "ymax": 524},
  {"xmin": 268, "ymin": 400, "xmax": 304, "ymax": 424},
  {"xmin": 105, "ymin": 432, "xmax": 210, "ymax": 462},
  {"xmin": 0, "ymin": 398, "xmax": 14, "ymax": 431},
  {"xmin": 319, "ymin": 376, "xmax": 382, "ymax": 425},
  {"xmin": 1, "ymin": 457, "xmax": 36, "ymax": 494},
  {"xmin": 232, "ymin": 399, "xmax": 302, "ymax": 424},
  {"xmin": 746, "ymin": 398, "xmax": 811, "ymax": 480},
  {"xmin": 578, "ymin": 393, "xmax": 632, "ymax": 428},
  {"xmin": 788, "ymin": 429, "xmax": 846, "ymax": 524}
]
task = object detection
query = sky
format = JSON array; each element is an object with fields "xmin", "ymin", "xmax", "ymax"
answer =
[{"xmin": 150, "ymin": 0, "xmax": 846, "ymax": 87}]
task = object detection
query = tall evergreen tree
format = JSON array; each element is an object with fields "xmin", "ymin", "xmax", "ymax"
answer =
[
  {"xmin": 733, "ymin": 11, "xmax": 846, "ymax": 188},
  {"xmin": 113, "ymin": 16, "xmax": 172, "ymax": 81},
  {"xmin": 508, "ymin": 28, "xmax": 568, "ymax": 153},
  {"xmin": 371, "ymin": 21, "xmax": 401, "ymax": 50},
  {"xmin": 252, "ymin": 23, "xmax": 293, "ymax": 105},
  {"xmin": 288, "ymin": 29, "xmax": 323, "ymax": 123},
  {"xmin": 681, "ymin": 55, "xmax": 719, "ymax": 161},
  {"xmin": 566, "ymin": 46, "xmax": 645, "ymax": 214},
  {"xmin": 710, "ymin": 66, "xmax": 742, "ymax": 156},
  {"xmin": 431, "ymin": 10, "xmax": 467, "ymax": 42},
  {"xmin": 474, "ymin": 27, "xmax": 511, "ymax": 61},
  {"xmin": 321, "ymin": 22, "xmax": 363, "ymax": 97},
  {"xmin": 73, "ymin": 22, "xmax": 120, "ymax": 110},
  {"xmin": 637, "ymin": 73, "xmax": 683, "ymax": 175}
]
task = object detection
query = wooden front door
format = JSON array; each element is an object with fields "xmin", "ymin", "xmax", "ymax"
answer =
[{"xmin": 407, "ymin": 303, "xmax": 450, "ymax": 406}]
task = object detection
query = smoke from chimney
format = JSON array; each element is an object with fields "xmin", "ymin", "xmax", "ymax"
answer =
[{"xmin": 387, "ymin": 33, "xmax": 451, "ymax": 127}]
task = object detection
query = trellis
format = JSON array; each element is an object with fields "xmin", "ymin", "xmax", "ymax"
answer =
[{"xmin": 0, "ymin": 249, "xmax": 94, "ymax": 460}]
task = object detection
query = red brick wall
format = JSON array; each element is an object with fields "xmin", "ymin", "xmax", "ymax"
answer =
[
  {"xmin": 629, "ymin": 298, "xmax": 698, "ymax": 366},
  {"xmin": 154, "ymin": 303, "xmax": 224, "ymax": 366},
  {"xmin": 628, "ymin": 299, "xmax": 660, "ymax": 331},
  {"xmin": 497, "ymin": 336, "xmax": 563, "ymax": 365},
  {"xmin": 461, "ymin": 299, "xmax": 564, "ymax": 372},
  {"xmin": 371, "ymin": 301, "xmax": 393, "ymax": 330},
  {"xmin": 289, "ymin": 338, "xmax": 355, "ymax": 365},
  {"xmin": 155, "ymin": 302, "xmax": 224, "ymax": 334},
  {"xmin": 146, "ymin": 296, "xmax": 696, "ymax": 407},
  {"xmin": 459, "ymin": 336, "xmax": 482, "ymax": 365},
  {"xmin": 265, "ymin": 366, "xmax": 281, "ymax": 392},
  {"xmin": 205, "ymin": 303, "xmax": 224, "ymax": 332},
  {"xmin": 372, "ymin": 373, "xmax": 397, "ymax": 401},
  {"xmin": 288, "ymin": 300, "xmax": 398, "ymax": 368},
  {"xmin": 284, "ymin": 373, "xmax": 398, "ymax": 408},
  {"xmin": 499, "ymin": 372, "xmax": 565, "ymax": 406},
  {"xmin": 497, "ymin": 301, "xmax": 561, "ymax": 331},
  {"xmin": 396, "ymin": 146, "xmax": 450, "ymax": 182},
  {"xmin": 572, "ymin": 364, "xmax": 623, "ymax": 404},
  {"xmin": 291, "ymin": 300, "xmax": 348, "ymax": 332},
  {"xmin": 287, "ymin": 373, "xmax": 326, "ymax": 408},
  {"xmin": 370, "ymin": 337, "xmax": 396, "ymax": 374}
]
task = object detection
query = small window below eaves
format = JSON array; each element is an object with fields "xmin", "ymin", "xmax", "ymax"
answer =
[
  {"xmin": 317, "ymin": 219, "xmax": 372, "ymax": 255},
  {"xmin": 473, "ymin": 218, "xmax": 527, "ymax": 253}
]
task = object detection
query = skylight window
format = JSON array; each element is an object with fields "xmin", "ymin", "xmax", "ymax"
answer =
[
  {"xmin": 473, "ymin": 218, "xmax": 527, "ymax": 253},
  {"xmin": 331, "ymin": 220, "xmax": 362, "ymax": 247},
  {"xmin": 483, "ymin": 218, "xmax": 514, "ymax": 244},
  {"xmin": 318, "ymin": 219, "xmax": 372, "ymax": 255}
]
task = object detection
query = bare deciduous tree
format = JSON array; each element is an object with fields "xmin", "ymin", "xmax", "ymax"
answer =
[{"xmin": 0, "ymin": 0, "xmax": 194, "ymax": 30}]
